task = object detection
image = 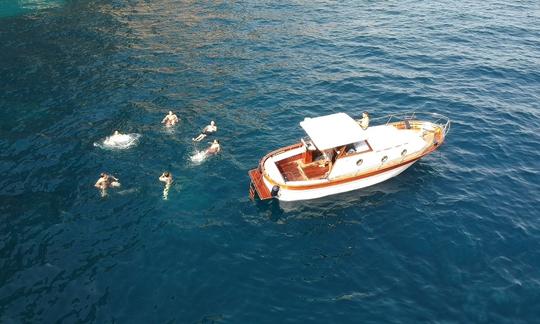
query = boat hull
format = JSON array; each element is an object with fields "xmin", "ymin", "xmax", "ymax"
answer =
[
  {"xmin": 248, "ymin": 112, "xmax": 450, "ymax": 202},
  {"xmin": 263, "ymin": 160, "xmax": 416, "ymax": 202}
]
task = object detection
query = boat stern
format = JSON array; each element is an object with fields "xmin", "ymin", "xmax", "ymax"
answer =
[{"xmin": 248, "ymin": 167, "xmax": 273, "ymax": 200}]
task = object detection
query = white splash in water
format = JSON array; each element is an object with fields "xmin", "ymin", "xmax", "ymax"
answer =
[
  {"xmin": 94, "ymin": 133, "xmax": 142, "ymax": 150},
  {"xmin": 190, "ymin": 150, "xmax": 208, "ymax": 164}
]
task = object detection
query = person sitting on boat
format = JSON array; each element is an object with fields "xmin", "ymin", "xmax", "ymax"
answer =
[
  {"xmin": 359, "ymin": 112, "xmax": 369, "ymax": 130},
  {"xmin": 162, "ymin": 111, "xmax": 179, "ymax": 127},
  {"xmin": 206, "ymin": 139, "xmax": 221, "ymax": 154},
  {"xmin": 192, "ymin": 121, "xmax": 217, "ymax": 142},
  {"xmin": 159, "ymin": 171, "xmax": 173, "ymax": 200},
  {"xmin": 94, "ymin": 173, "xmax": 121, "ymax": 197}
]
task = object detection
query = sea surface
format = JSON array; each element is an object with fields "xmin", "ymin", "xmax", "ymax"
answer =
[{"xmin": 1, "ymin": 0, "xmax": 540, "ymax": 322}]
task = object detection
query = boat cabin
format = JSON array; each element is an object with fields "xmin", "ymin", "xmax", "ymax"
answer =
[
  {"xmin": 267, "ymin": 112, "xmax": 430, "ymax": 184},
  {"xmin": 271, "ymin": 113, "xmax": 372, "ymax": 182}
]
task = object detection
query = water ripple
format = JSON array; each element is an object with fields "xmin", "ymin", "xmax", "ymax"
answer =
[{"xmin": 1, "ymin": 0, "xmax": 540, "ymax": 322}]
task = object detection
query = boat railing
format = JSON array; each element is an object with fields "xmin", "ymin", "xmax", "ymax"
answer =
[{"xmin": 369, "ymin": 112, "xmax": 451, "ymax": 137}]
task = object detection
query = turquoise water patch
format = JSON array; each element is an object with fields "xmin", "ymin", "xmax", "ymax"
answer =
[{"xmin": 0, "ymin": 0, "xmax": 64, "ymax": 17}]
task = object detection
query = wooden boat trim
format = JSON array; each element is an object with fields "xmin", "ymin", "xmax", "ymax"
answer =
[
  {"xmin": 261, "ymin": 137, "xmax": 444, "ymax": 191},
  {"xmin": 248, "ymin": 168, "xmax": 272, "ymax": 200},
  {"xmin": 257, "ymin": 142, "xmax": 303, "ymax": 172}
]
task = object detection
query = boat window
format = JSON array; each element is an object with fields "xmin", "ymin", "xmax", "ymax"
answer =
[
  {"xmin": 312, "ymin": 149, "xmax": 324, "ymax": 161},
  {"xmin": 344, "ymin": 140, "xmax": 370, "ymax": 156},
  {"xmin": 331, "ymin": 149, "xmax": 339, "ymax": 163},
  {"xmin": 325, "ymin": 149, "xmax": 335, "ymax": 162}
]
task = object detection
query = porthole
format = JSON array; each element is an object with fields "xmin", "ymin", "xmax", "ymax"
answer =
[
  {"xmin": 356, "ymin": 159, "xmax": 363, "ymax": 166},
  {"xmin": 381, "ymin": 156, "xmax": 388, "ymax": 163},
  {"xmin": 401, "ymin": 149, "xmax": 407, "ymax": 157}
]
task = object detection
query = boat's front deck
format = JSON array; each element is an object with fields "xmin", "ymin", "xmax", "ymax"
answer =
[{"xmin": 276, "ymin": 154, "xmax": 330, "ymax": 182}]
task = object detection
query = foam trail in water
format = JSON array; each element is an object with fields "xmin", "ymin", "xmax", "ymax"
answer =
[
  {"xmin": 163, "ymin": 184, "xmax": 171, "ymax": 200},
  {"xmin": 190, "ymin": 150, "xmax": 208, "ymax": 164},
  {"xmin": 116, "ymin": 188, "xmax": 138, "ymax": 195},
  {"xmin": 94, "ymin": 133, "xmax": 142, "ymax": 150},
  {"xmin": 163, "ymin": 127, "xmax": 176, "ymax": 135}
]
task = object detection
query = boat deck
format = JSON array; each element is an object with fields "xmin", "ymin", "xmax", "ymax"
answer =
[{"xmin": 276, "ymin": 155, "xmax": 330, "ymax": 182}]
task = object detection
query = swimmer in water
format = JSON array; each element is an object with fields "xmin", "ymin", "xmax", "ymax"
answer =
[
  {"xmin": 94, "ymin": 173, "xmax": 121, "ymax": 197},
  {"xmin": 103, "ymin": 131, "xmax": 124, "ymax": 146},
  {"xmin": 192, "ymin": 121, "xmax": 217, "ymax": 142},
  {"xmin": 161, "ymin": 111, "xmax": 179, "ymax": 127},
  {"xmin": 96, "ymin": 130, "xmax": 141, "ymax": 150},
  {"xmin": 206, "ymin": 139, "xmax": 221, "ymax": 154},
  {"xmin": 159, "ymin": 171, "xmax": 173, "ymax": 200},
  {"xmin": 108, "ymin": 130, "xmax": 124, "ymax": 141}
]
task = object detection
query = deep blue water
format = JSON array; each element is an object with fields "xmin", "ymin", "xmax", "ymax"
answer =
[{"xmin": 1, "ymin": 0, "xmax": 540, "ymax": 322}]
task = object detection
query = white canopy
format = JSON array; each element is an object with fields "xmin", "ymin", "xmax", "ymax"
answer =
[{"xmin": 300, "ymin": 113, "xmax": 367, "ymax": 151}]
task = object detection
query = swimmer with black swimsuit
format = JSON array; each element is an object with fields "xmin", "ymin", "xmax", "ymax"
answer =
[{"xmin": 192, "ymin": 121, "xmax": 217, "ymax": 142}]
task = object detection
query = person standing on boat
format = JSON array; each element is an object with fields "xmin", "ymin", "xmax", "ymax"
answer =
[
  {"xmin": 95, "ymin": 173, "xmax": 121, "ymax": 197},
  {"xmin": 159, "ymin": 171, "xmax": 173, "ymax": 200},
  {"xmin": 192, "ymin": 121, "xmax": 217, "ymax": 141},
  {"xmin": 360, "ymin": 112, "xmax": 370, "ymax": 130},
  {"xmin": 162, "ymin": 111, "xmax": 180, "ymax": 127}
]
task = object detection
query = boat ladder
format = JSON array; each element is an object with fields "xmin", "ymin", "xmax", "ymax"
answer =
[{"xmin": 248, "ymin": 168, "xmax": 272, "ymax": 200}]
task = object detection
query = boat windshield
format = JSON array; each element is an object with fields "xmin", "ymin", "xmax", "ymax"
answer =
[{"xmin": 343, "ymin": 140, "xmax": 371, "ymax": 156}]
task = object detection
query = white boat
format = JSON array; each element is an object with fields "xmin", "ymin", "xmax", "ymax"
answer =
[{"xmin": 249, "ymin": 112, "xmax": 450, "ymax": 202}]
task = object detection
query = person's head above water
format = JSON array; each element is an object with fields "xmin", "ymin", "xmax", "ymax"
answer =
[
  {"xmin": 168, "ymin": 111, "xmax": 173, "ymax": 115},
  {"xmin": 213, "ymin": 139, "xmax": 219, "ymax": 144},
  {"xmin": 210, "ymin": 121, "xmax": 215, "ymax": 126},
  {"xmin": 362, "ymin": 112, "xmax": 369, "ymax": 117},
  {"xmin": 100, "ymin": 173, "xmax": 106, "ymax": 178},
  {"xmin": 163, "ymin": 171, "xmax": 170, "ymax": 177}
]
